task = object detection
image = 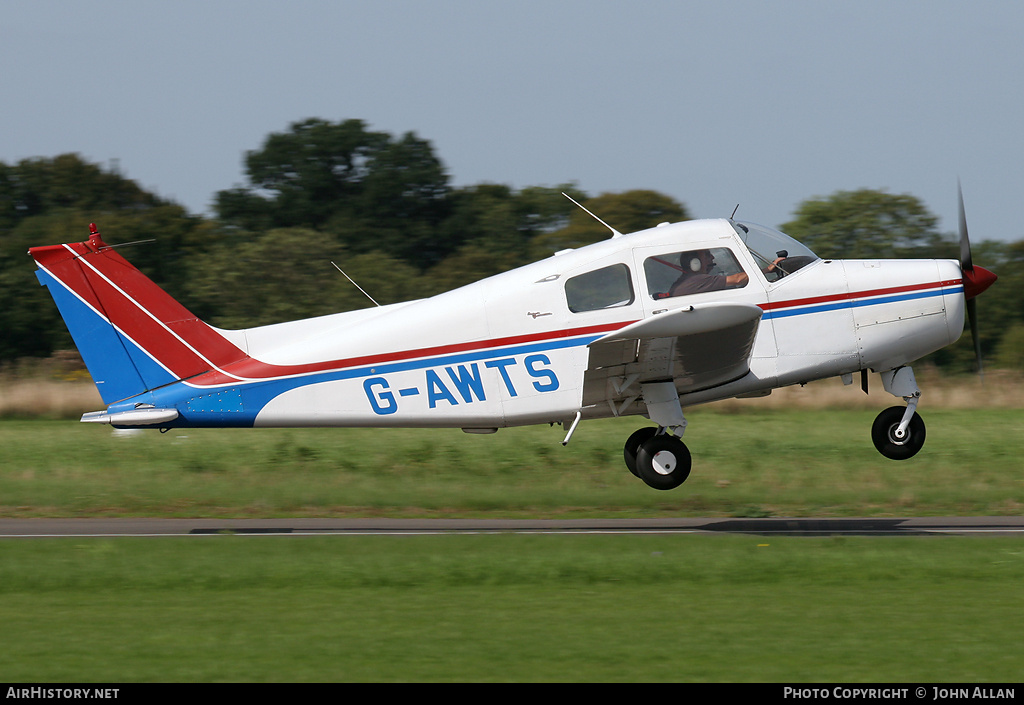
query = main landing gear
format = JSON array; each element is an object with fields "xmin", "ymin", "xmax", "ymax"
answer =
[
  {"xmin": 624, "ymin": 427, "xmax": 691, "ymax": 490},
  {"xmin": 871, "ymin": 366, "xmax": 926, "ymax": 460},
  {"xmin": 620, "ymin": 366, "xmax": 929, "ymax": 488},
  {"xmin": 623, "ymin": 380, "xmax": 692, "ymax": 490}
]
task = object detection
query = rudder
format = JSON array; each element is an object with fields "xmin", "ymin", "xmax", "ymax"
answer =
[{"xmin": 29, "ymin": 224, "xmax": 246, "ymax": 405}]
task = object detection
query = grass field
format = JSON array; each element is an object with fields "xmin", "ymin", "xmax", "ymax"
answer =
[
  {"xmin": 1, "ymin": 406, "xmax": 1022, "ymax": 518},
  {"xmin": 1, "ymin": 375, "xmax": 1022, "ymax": 682},
  {"xmin": 1, "ymin": 534, "xmax": 1022, "ymax": 682}
]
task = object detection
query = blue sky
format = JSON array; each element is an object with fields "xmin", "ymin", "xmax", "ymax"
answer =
[{"xmin": 4, "ymin": 1, "xmax": 1022, "ymax": 242}]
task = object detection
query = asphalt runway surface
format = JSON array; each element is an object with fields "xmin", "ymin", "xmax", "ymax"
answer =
[{"xmin": 0, "ymin": 516, "xmax": 1022, "ymax": 537}]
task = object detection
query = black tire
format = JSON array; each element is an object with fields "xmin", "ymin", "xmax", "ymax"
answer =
[
  {"xmin": 624, "ymin": 427, "xmax": 658, "ymax": 477},
  {"xmin": 871, "ymin": 406, "xmax": 926, "ymax": 460},
  {"xmin": 635, "ymin": 434, "xmax": 692, "ymax": 490}
]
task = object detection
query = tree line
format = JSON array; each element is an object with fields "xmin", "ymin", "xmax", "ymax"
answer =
[{"xmin": 1, "ymin": 118, "xmax": 1020, "ymax": 373}]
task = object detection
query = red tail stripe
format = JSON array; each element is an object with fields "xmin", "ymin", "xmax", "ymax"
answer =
[{"xmin": 38, "ymin": 243, "xmax": 247, "ymax": 379}]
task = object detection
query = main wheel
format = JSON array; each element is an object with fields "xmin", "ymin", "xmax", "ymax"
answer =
[
  {"xmin": 624, "ymin": 427, "xmax": 658, "ymax": 477},
  {"xmin": 635, "ymin": 434, "xmax": 691, "ymax": 490},
  {"xmin": 871, "ymin": 406, "xmax": 926, "ymax": 460}
]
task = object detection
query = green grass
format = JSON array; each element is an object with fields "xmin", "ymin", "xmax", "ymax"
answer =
[
  {"xmin": 2, "ymin": 411, "xmax": 1023, "ymax": 682},
  {"xmin": 1, "ymin": 409, "xmax": 1023, "ymax": 517},
  {"xmin": 0, "ymin": 534, "xmax": 1021, "ymax": 682}
]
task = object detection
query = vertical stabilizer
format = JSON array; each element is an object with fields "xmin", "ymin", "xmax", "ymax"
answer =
[{"xmin": 29, "ymin": 224, "xmax": 246, "ymax": 405}]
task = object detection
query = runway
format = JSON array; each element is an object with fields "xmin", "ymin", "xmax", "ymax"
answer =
[{"xmin": 0, "ymin": 516, "xmax": 1022, "ymax": 537}]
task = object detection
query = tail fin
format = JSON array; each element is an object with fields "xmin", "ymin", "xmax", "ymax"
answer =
[{"xmin": 29, "ymin": 224, "xmax": 246, "ymax": 405}]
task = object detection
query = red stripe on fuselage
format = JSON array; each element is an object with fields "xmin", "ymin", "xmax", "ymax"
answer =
[
  {"xmin": 758, "ymin": 279, "xmax": 961, "ymax": 313},
  {"xmin": 38, "ymin": 236, "xmax": 965, "ymax": 392},
  {"xmin": 197, "ymin": 280, "xmax": 964, "ymax": 386},
  {"xmin": 191, "ymin": 321, "xmax": 632, "ymax": 386}
]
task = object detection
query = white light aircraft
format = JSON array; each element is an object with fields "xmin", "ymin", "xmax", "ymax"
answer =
[{"xmin": 28, "ymin": 189, "xmax": 996, "ymax": 490}]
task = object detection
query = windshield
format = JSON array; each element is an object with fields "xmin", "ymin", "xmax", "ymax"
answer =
[{"xmin": 731, "ymin": 221, "xmax": 819, "ymax": 281}]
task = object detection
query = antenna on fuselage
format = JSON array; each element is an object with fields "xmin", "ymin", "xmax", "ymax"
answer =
[
  {"xmin": 731, "ymin": 204, "xmax": 740, "ymax": 219},
  {"xmin": 562, "ymin": 192, "xmax": 623, "ymax": 238},
  {"xmin": 331, "ymin": 261, "xmax": 381, "ymax": 307}
]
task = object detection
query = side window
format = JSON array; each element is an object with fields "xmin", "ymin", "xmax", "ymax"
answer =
[
  {"xmin": 643, "ymin": 248, "xmax": 747, "ymax": 299},
  {"xmin": 564, "ymin": 263, "xmax": 635, "ymax": 313}
]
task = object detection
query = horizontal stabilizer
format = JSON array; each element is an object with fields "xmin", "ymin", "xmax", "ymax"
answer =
[{"xmin": 81, "ymin": 407, "xmax": 180, "ymax": 426}]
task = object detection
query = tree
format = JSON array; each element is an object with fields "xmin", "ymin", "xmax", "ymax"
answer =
[
  {"xmin": 0, "ymin": 154, "xmax": 165, "ymax": 229},
  {"xmin": 993, "ymin": 324, "xmax": 1024, "ymax": 371},
  {"xmin": 0, "ymin": 213, "xmax": 79, "ymax": 360},
  {"xmin": 530, "ymin": 190, "xmax": 689, "ymax": 258},
  {"xmin": 185, "ymin": 227, "xmax": 421, "ymax": 329},
  {"xmin": 214, "ymin": 119, "xmax": 453, "ymax": 265},
  {"xmin": 430, "ymin": 183, "xmax": 585, "ymax": 275},
  {"xmin": 0, "ymin": 156, "xmax": 195, "ymax": 363},
  {"xmin": 219, "ymin": 118, "xmax": 390, "ymax": 230},
  {"xmin": 780, "ymin": 189, "xmax": 948, "ymax": 259}
]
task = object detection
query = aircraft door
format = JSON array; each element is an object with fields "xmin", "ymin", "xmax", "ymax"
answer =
[
  {"xmin": 631, "ymin": 244, "xmax": 778, "ymax": 363},
  {"xmin": 632, "ymin": 245, "xmax": 759, "ymax": 317}
]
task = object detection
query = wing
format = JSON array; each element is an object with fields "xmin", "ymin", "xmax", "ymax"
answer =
[{"xmin": 581, "ymin": 302, "xmax": 764, "ymax": 417}]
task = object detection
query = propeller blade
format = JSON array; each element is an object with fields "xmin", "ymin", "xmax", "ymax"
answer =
[
  {"xmin": 967, "ymin": 297, "xmax": 983, "ymax": 379},
  {"xmin": 958, "ymin": 180, "xmax": 973, "ymax": 272},
  {"xmin": 957, "ymin": 183, "xmax": 995, "ymax": 379}
]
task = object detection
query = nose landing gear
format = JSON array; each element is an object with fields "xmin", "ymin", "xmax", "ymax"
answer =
[
  {"xmin": 871, "ymin": 405, "xmax": 926, "ymax": 460},
  {"xmin": 872, "ymin": 366, "xmax": 927, "ymax": 460}
]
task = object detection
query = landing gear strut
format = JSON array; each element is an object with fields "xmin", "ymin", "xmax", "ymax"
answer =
[{"xmin": 872, "ymin": 366, "xmax": 926, "ymax": 460}]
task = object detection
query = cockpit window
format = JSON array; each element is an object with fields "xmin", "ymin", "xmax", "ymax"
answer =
[
  {"xmin": 564, "ymin": 263, "xmax": 635, "ymax": 313},
  {"xmin": 643, "ymin": 248, "xmax": 748, "ymax": 299},
  {"xmin": 732, "ymin": 221, "xmax": 819, "ymax": 282}
]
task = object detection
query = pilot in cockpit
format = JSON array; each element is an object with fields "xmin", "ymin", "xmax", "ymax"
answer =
[
  {"xmin": 669, "ymin": 250, "xmax": 747, "ymax": 296},
  {"xmin": 667, "ymin": 249, "xmax": 787, "ymax": 297}
]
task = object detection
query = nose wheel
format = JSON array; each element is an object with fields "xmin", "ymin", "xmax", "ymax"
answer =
[
  {"xmin": 872, "ymin": 367, "xmax": 927, "ymax": 460},
  {"xmin": 871, "ymin": 405, "xmax": 926, "ymax": 460}
]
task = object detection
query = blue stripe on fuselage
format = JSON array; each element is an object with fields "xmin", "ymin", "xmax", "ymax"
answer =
[
  {"xmin": 116, "ymin": 333, "xmax": 607, "ymax": 427},
  {"xmin": 103, "ymin": 285, "xmax": 964, "ymax": 426},
  {"xmin": 761, "ymin": 286, "xmax": 960, "ymax": 320}
]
